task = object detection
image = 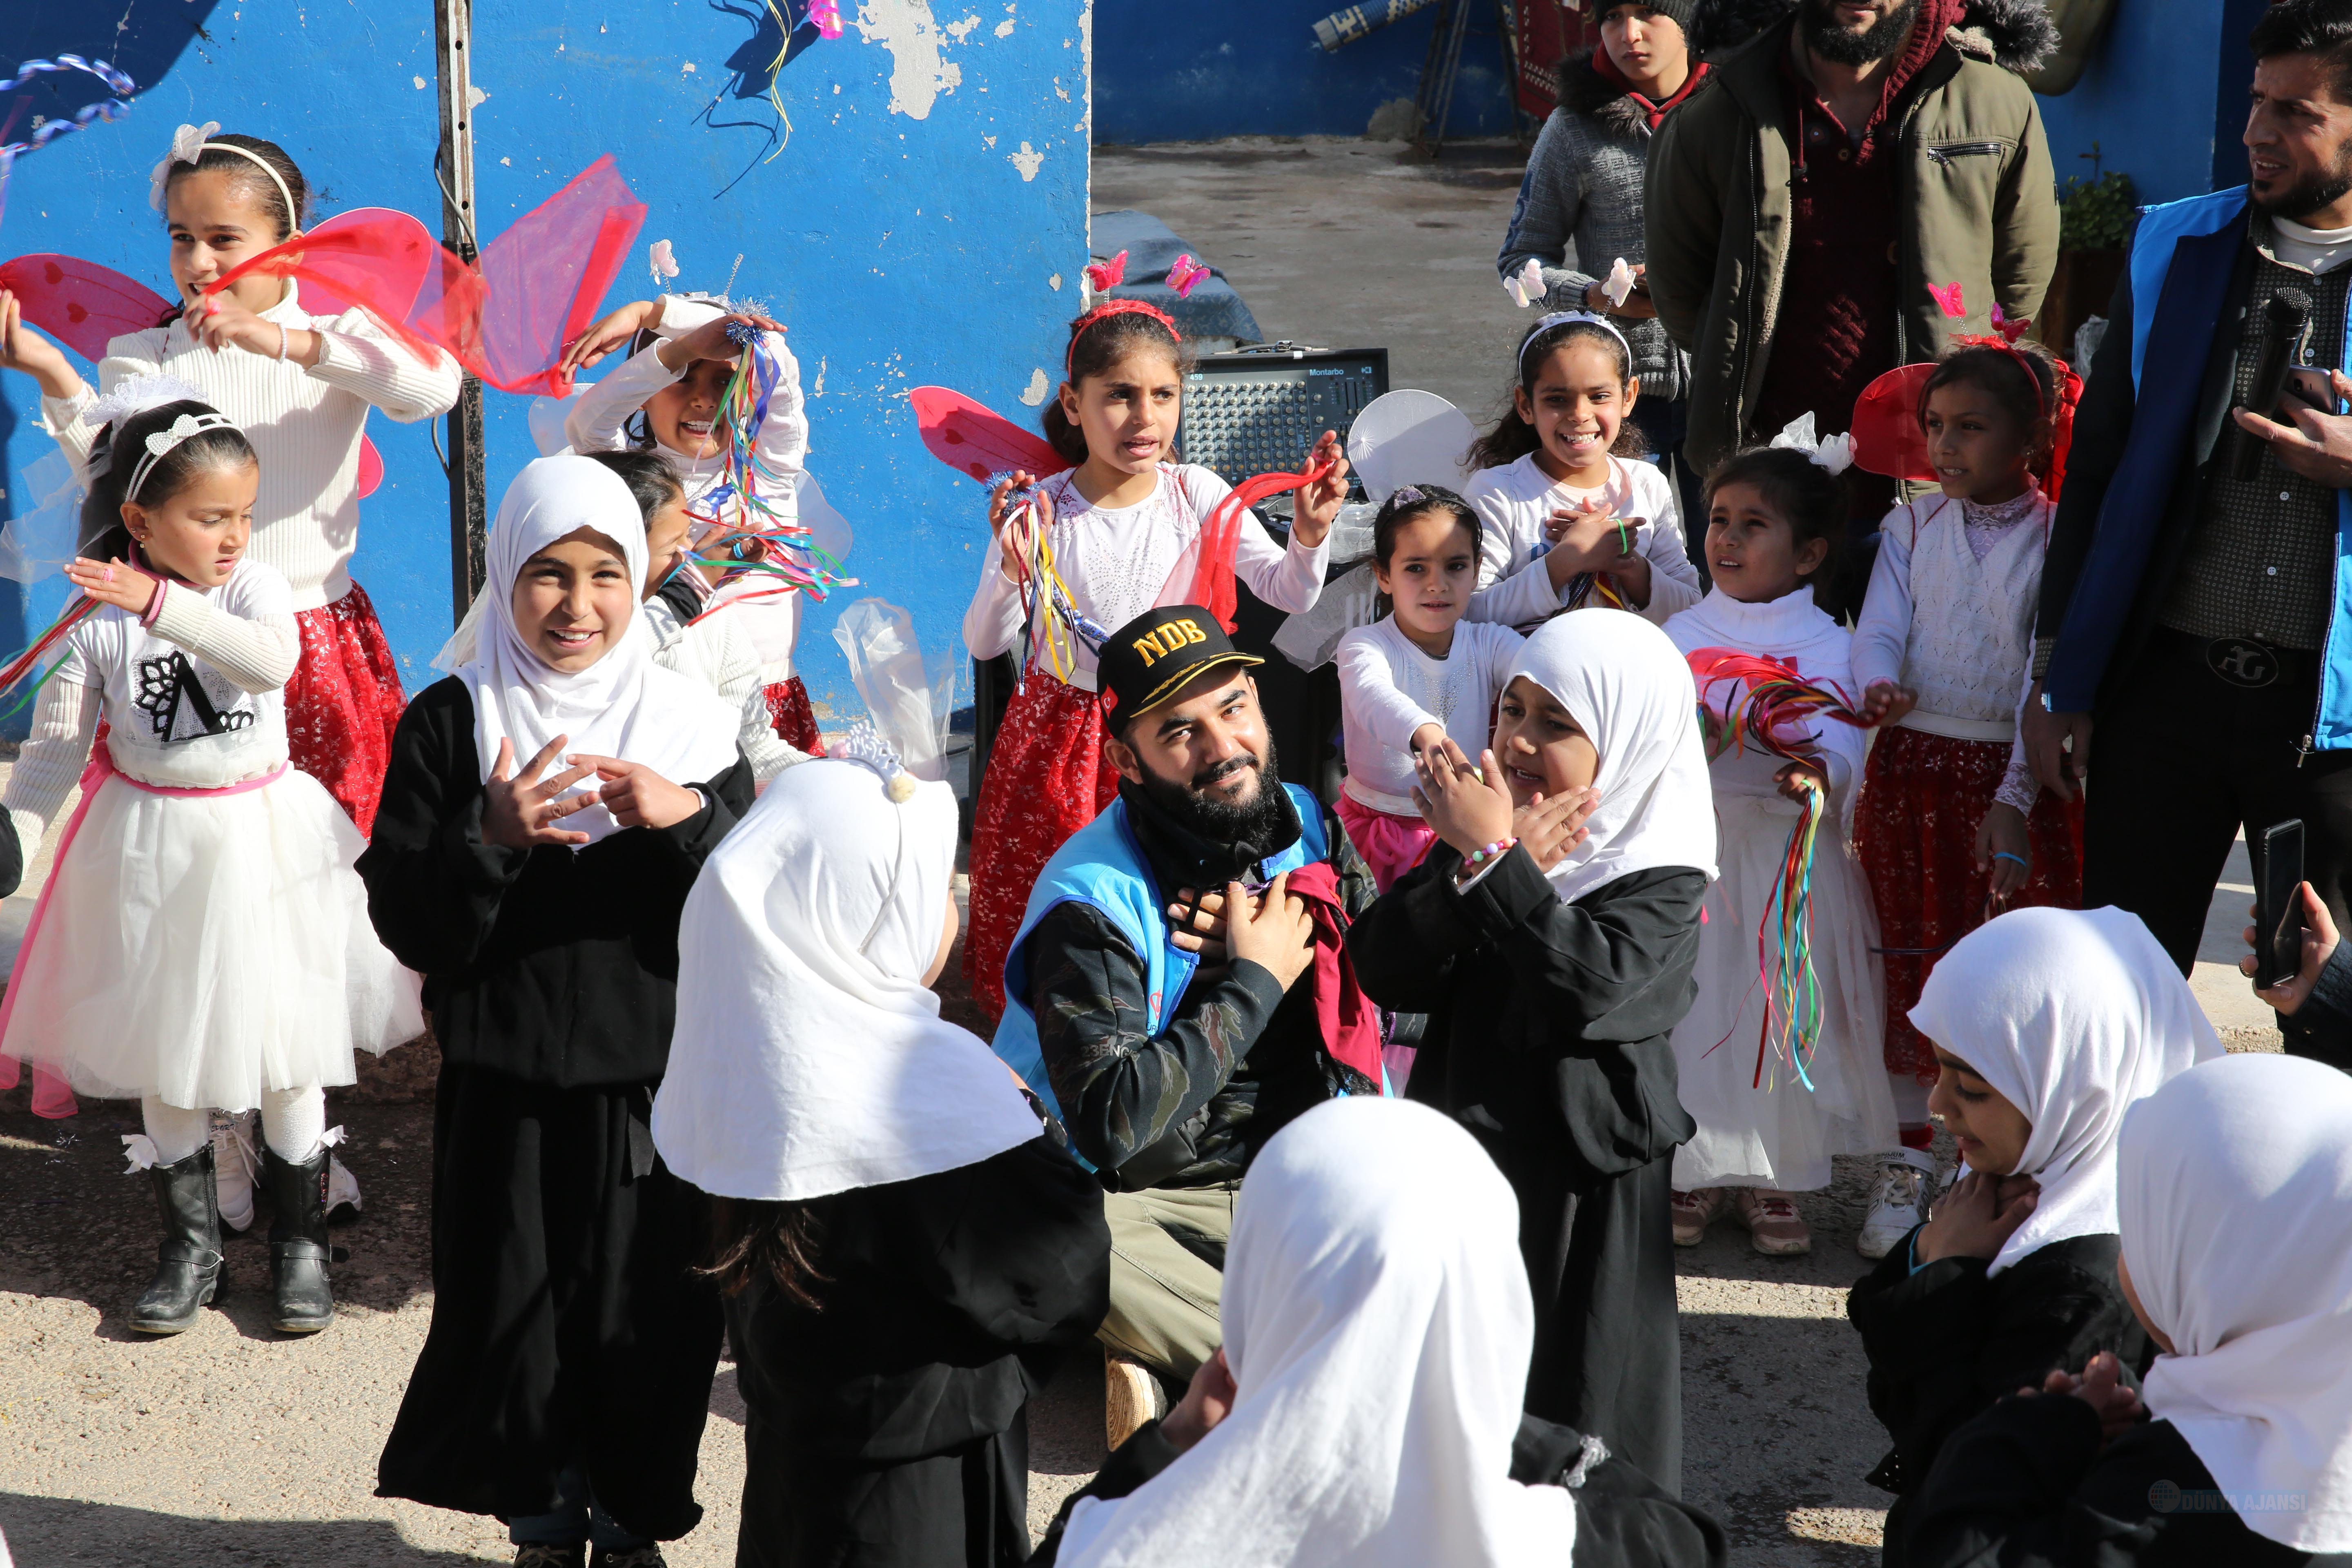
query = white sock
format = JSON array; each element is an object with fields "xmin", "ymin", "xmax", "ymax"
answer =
[
  {"xmin": 140, "ymin": 1098, "xmax": 212, "ymax": 1166},
  {"xmin": 259, "ymin": 1085, "xmax": 327, "ymax": 1163}
]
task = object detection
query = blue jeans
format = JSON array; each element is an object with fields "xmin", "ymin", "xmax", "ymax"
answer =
[{"xmin": 508, "ymin": 1465, "xmax": 650, "ymax": 1552}]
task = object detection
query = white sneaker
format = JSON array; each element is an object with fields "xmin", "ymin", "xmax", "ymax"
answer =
[
  {"xmin": 1856, "ymin": 1148, "xmax": 1940, "ymax": 1260},
  {"xmin": 210, "ymin": 1110, "xmax": 260, "ymax": 1233},
  {"xmin": 325, "ymin": 1153, "xmax": 363, "ymax": 1221}
]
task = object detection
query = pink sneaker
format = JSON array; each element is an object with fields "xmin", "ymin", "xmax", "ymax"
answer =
[
  {"xmin": 1734, "ymin": 1187, "xmax": 1812, "ymax": 1256},
  {"xmin": 1670, "ymin": 1187, "xmax": 1726, "ymax": 1247}
]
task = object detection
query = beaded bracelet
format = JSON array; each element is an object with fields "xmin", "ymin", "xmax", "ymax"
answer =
[{"xmin": 1466, "ymin": 836, "xmax": 1517, "ymax": 867}]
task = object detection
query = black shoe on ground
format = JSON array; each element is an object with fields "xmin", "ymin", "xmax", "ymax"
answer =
[
  {"xmin": 128, "ymin": 1145, "xmax": 223, "ymax": 1334},
  {"xmin": 263, "ymin": 1144, "xmax": 336, "ymax": 1332}
]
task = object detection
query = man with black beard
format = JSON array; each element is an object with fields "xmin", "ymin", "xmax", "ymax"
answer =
[
  {"xmin": 2030, "ymin": 0, "xmax": 2352, "ymax": 1076},
  {"xmin": 1645, "ymin": 0, "xmax": 2057, "ymax": 606},
  {"xmin": 991, "ymin": 605, "xmax": 1379, "ymax": 1401}
]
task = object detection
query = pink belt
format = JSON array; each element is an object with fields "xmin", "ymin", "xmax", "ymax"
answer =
[{"xmin": 0, "ymin": 749, "xmax": 289, "ymax": 1114}]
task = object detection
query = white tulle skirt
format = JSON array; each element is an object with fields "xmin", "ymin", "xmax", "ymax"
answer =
[
  {"xmin": 1670, "ymin": 792, "xmax": 1896, "ymax": 1192},
  {"xmin": 0, "ymin": 765, "xmax": 422, "ymax": 1111}
]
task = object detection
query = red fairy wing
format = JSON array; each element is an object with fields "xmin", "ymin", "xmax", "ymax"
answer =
[
  {"xmin": 356, "ymin": 436, "xmax": 384, "ymax": 499},
  {"xmin": 908, "ymin": 385, "xmax": 1071, "ymax": 481},
  {"xmin": 302, "ymin": 208, "xmax": 435, "ymax": 318},
  {"xmin": 205, "ymin": 218, "xmax": 457, "ymax": 370},
  {"xmin": 1850, "ymin": 363, "xmax": 1938, "ymax": 482},
  {"xmin": 0, "ymin": 254, "xmax": 173, "ymax": 361},
  {"xmin": 463, "ymin": 155, "xmax": 646, "ymax": 397}
]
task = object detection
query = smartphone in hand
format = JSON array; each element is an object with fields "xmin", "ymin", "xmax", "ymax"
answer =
[{"xmin": 2253, "ymin": 819, "xmax": 2308, "ymax": 991}]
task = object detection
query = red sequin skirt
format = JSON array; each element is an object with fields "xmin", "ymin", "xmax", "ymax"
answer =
[
  {"xmin": 1855, "ymin": 725, "xmax": 2083, "ymax": 1085},
  {"xmin": 764, "ymin": 677, "xmax": 822, "ymax": 755},
  {"xmin": 964, "ymin": 672, "xmax": 1122, "ymax": 1025},
  {"xmin": 286, "ymin": 582, "xmax": 405, "ymax": 836}
]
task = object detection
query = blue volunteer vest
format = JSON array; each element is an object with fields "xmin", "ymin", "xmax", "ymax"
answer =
[
  {"xmin": 2047, "ymin": 185, "xmax": 2352, "ymax": 749},
  {"xmin": 991, "ymin": 783, "xmax": 1330, "ymax": 1152}
]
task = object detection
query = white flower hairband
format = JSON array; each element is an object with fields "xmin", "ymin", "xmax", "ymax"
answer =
[
  {"xmin": 147, "ymin": 120, "xmax": 299, "ymax": 229},
  {"xmin": 1768, "ymin": 412, "xmax": 1856, "ymax": 478},
  {"xmin": 1519, "ymin": 310, "xmax": 1632, "ymax": 373},
  {"xmin": 82, "ymin": 372, "xmax": 205, "ymax": 431},
  {"xmin": 126, "ymin": 411, "xmax": 243, "ymax": 503}
]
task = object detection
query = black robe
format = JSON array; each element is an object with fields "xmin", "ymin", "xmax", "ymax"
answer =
[
  {"xmin": 1030, "ymin": 1412, "xmax": 1728, "ymax": 1568},
  {"xmin": 1904, "ymin": 1395, "xmax": 2351, "ymax": 1567},
  {"xmin": 1848, "ymin": 1227, "xmax": 2152, "ymax": 1565},
  {"xmin": 1347, "ymin": 849, "xmax": 1706, "ymax": 1494},
  {"xmin": 726, "ymin": 1136, "xmax": 1111, "ymax": 1568},
  {"xmin": 362, "ymin": 676, "xmax": 752, "ymax": 1541}
]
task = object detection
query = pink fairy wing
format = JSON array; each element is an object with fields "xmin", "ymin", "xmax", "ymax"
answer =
[
  {"xmin": 907, "ymin": 385, "xmax": 1072, "ymax": 482},
  {"xmin": 356, "ymin": 436, "xmax": 384, "ymax": 499},
  {"xmin": 302, "ymin": 208, "xmax": 436, "ymax": 318},
  {"xmin": 0, "ymin": 254, "xmax": 174, "ymax": 361},
  {"xmin": 460, "ymin": 155, "xmax": 647, "ymax": 398}
]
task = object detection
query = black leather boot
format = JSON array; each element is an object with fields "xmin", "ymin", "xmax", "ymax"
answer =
[
  {"xmin": 129, "ymin": 1145, "xmax": 222, "ymax": 1334},
  {"xmin": 263, "ymin": 1145, "xmax": 335, "ymax": 1333}
]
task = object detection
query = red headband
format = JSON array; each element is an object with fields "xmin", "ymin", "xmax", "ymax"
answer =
[{"xmin": 1065, "ymin": 298, "xmax": 1182, "ymax": 375}]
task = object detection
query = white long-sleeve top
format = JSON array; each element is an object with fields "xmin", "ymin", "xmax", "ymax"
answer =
[
  {"xmin": 1849, "ymin": 489, "xmax": 2051, "ymax": 742},
  {"xmin": 40, "ymin": 283, "xmax": 461, "ymax": 612},
  {"xmin": 1664, "ymin": 586, "xmax": 1869, "ymax": 808},
  {"xmin": 640, "ymin": 593, "xmax": 808, "ymax": 786},
  {"xmin": 566, "ymin": 296, "xmax": 813, "ymax": 684},
  {"xmin": 6, "ymin": 559, "xmax": 301, "ymax": 849},
  {"xmin": 1335, "ymin": 617, "xmax": 1525, "ymax": 813},
  {"xmin": 961, "ymin": 463, "xmax": 1330, "ymax": 690},
  {"xmin": 1462, "ymin": 453, "xmax": 1702, "ymax": 632}
]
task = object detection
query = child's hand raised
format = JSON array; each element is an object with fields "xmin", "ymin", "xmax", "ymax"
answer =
[
  {"xmin": 1976, "ymin": 804, "xmax": 2032, "ymax": 906},
  {"xmin": 559, "ymin": 298, "xmax": 664, "ymax": 374},
  {"xmin": 657, "ymin": 310, "xmax": 786, "ymax": 373},
  {"xmin": 1513, "ymin": 786, "xmax": 1599, "ymax": 872},
  {"xmin": 1858, "ymin": 680, "xmax": 1917, "ymax": 727},
  {"xmin": 1412, "ymin": 738, "xmax": 1516, "ymax": 859},
  {"xmin": 191, "ymin": 292, "xmax": 318, "ymax": 365},
  {"xmin": 565, "ymin": 755, "xmax": 706, "ymax": 832},
  {"xmin": 482, "ymin": 736, "xmax": 598, "ymax": 850},
  {"xmin": 62, "ymin": 557, "xmax": 159, "ymax": 618},
  {"xmin": 1916, "ymin": 1168, "xmax": 2040, "ymax": 1263},
  {"xmin": 1289, "ymin": 430, "xmax": 1351, "ymax": 548},
  {"xmin": 987, "ymin": 472, "xmax": 1045, "ymax": 583},
  {"xmin": 0, "ymin": 289, "xmax": 83, "ymax": 399}
]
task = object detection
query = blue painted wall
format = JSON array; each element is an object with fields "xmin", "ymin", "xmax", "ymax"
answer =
[
  {"xmin": 1094, "ymin": 0, "xmax": 1514, "ymax": 144},
  {"xmin": 2, "ymin": 0, "xmax": 1091, "ymax": 721},
  {"xmin": 2034, "ymin": 0, "xmax": 2227, "ymax": 208}
]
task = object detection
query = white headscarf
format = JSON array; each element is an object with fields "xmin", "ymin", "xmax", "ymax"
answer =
[
  {"xmin": 1507, "ymin": 608, "xmax": 1717, "ymax": 904},
  {"xmin": 2120, "ymin": 1054, "xmax": 2352, "ymax": 1553},
  {"xmin": 457, "ymin": 454, "xmax": 739, "ymax": 844},
  {"xmin": 1056, "ymin": 1098, "xmax": 1579, "ymax": 1568},
  {"xmin": 1908, "ymin": 906, "xmax": 2220, "ymax": 1276},
  {"xmin": 650, "ymin": 755, "xmax": 1044, "ymax": 1201}
]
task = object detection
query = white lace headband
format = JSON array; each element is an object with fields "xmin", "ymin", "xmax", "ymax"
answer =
[
  {"xmin": 127, "ymin": 410, "xmax": 244, "ymax": 504},
  {"xmin": 148, "ymin": 121, "xmax": 300, "ymax": 230},
  {"xmin": 1519, "ymin": 310, "xmax": 1633, "ymax": 375}
]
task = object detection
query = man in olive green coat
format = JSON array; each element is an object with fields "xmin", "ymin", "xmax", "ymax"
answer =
[{"xmin": 1644, "ymin": 0, "xmax": 2059, "ymax": 487}]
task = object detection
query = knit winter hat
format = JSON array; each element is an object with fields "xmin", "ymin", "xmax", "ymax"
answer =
[{"xmin": 1586, "ymin": 0, "xmax": 1697, "ymax": 27}]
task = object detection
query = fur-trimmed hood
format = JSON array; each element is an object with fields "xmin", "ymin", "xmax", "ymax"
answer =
[
  {"xmin": 1554, "ymin": 47, "xmax": 1656, "ymax": 140},
  {"xmin": 1682, "ymin": 0, "xmax": 2056, "ymax": 75}
]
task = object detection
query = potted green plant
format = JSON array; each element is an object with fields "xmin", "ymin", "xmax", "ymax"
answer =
[{"xmin": 2042, "ymin": 151, "xmax": 2136, "ymax": 365}]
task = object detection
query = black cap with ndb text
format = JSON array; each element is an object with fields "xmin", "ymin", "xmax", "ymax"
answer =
[{"xmin": 1096, "ymin": 605, "xmax": 1264, "ymax": 725}]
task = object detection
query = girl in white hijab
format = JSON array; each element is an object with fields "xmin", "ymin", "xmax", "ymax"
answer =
[
  {"xmin": 1350, "ymin": 608, "xmax": 1714, "ymax": 1493},
  {"xmin": 1038, "ymin": 1097, "xmax": 1724, "ymax": 1568},
  {"xmin": 1900, "ymin": 1054, "xmax": 2352, "ymax": 1566},
  {"xmin": 365, "ymin": 453, "xmax": 753, "ymax": 1555},
  {"xmin": 655, "ymin": 737, "xmax": 1109, "ymax": 1568},
  {"xmin": 1847, "ymin": 906, "xmax": 2220, "ymax": 1566}
]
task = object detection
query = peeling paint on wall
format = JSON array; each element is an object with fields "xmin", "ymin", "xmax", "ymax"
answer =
[
  {"xmin": 1008, "ymin": 140, "xmax": 1043, "ymax": 180},
  {"xmin": 853, "ymin": 0, "xmax": 963, "ymax": 119},
  {"xmin": 1019, "ymin": 367, "xmax": 1049, "ymax": 404}
]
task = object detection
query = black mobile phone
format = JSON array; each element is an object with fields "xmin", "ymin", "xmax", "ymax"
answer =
[{"xmin": 2252, "ymin": 818, "xmax": 2307, "ymax": 991}]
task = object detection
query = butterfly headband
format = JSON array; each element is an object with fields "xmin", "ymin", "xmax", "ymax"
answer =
[
  {"xmin": 1065, "ymin": 299, "xmax": 1182, "ymax": 376},
  {"xmin": 1928, "ymin": 285, "xmax": 2050, "ymax": 416},
  {"xmin": 148, "ymin": 121, "xmax": 299, "ymax": 228},
  {"xmin": 127, "ymin": 410, "xmax": 244, "ymax": 504},
  {"xmin": 1519, "ymin": 310, "xmax": 1631, "ymax": 374}
]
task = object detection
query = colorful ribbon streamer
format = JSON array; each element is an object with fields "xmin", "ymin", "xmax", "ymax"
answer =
[{"xmin": 684, "ymin": 330, "xmax": 855, "ymax": 607}]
